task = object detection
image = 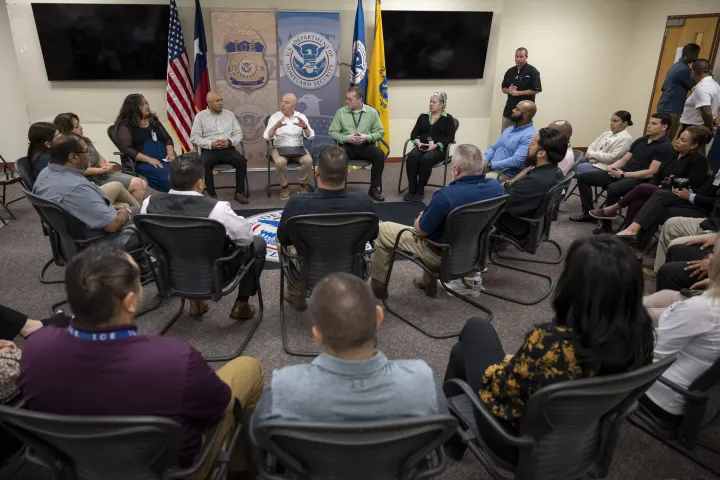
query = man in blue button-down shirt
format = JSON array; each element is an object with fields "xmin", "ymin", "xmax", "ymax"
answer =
[
  {"xmin": 484, "ymin": 100, "xmax": 537, "ymax": 179},
  {"xmin": 657, "ymin": 43, "xmax": 700, "ymax": 140}
]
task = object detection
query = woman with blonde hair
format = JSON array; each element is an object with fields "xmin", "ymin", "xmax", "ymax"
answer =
[{"xmin": 641, "ymin": 235, "xmax": 720, "ymax": 421}]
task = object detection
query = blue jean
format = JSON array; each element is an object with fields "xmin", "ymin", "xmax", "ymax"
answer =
[
  {"xmin": 575, "ymin": 161, "xmax": 602, "ymax": 175},
  {"xmin": 136, "ymin": 161, "xmax": 171, "ymax": 192}
]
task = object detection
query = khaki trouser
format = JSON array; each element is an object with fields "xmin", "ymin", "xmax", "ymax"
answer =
[
  {"xmin": 189, "ymin": 356, "xmax": 265, "ymax": 480},
  {"xmin": 271, "ymin": 148, "xmax": 313, "ymax": 187},
  {"xmin": 485, "ymin": 171, "xmax": 511, "ymax": 181},
  {"xmin": 654, "ymin": 217, "xmax": 714, "ymax": 272},
  {"xmin": 371, "ymin": 222, "xmax": 442, "ymax": 282},
  {"xmin": 643, "ymin": 289, "xmax": 684, "ymax": 326},
  {"xmin": 100, "ymin": 181, "xmax": 140, "ymax": 208},
  {"xmin": 501, "ymin": 116, "xmax": 513, "ymax": 132}
]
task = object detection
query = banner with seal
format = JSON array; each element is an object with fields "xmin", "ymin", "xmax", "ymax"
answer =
[
  {"xmin": 277, "ymin": 12, "xmax": 340, "ymax": 156},
  {"xmin": 210, "ymin": 10, "xmax": 278, "ymax": 169}
]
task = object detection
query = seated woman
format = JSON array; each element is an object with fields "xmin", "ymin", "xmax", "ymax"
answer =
[
  {"xmin": 114, "ymin": 94, "xmax": 175, "ymax": 192},
  {"xmin": 443, "ymin": 235, "xmax": 654, "ymax": 462},
  {"xmin": 27, "ymin": 122, "xmax": 58, "ymax": 180},
  {"xmin": 576, "ymin": 110, "xmax": 633, "ymax": 174},
  {"xmin": 54, "ymin": 113, "xmax": 147, "ymax": 204},
  {"xmin": 640, "ymin": 235, "xmax": 720, "ymax": 422},
  {"xmin": 403, "ymin": 92, "xmax": 456, "ymax": 201},
  {"xmin": 589, "ymin": 126, "xmax": 712, "ymax": 237}
]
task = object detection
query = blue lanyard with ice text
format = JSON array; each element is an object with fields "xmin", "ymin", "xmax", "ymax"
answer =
[{"xmin": 67, "ymin": 326, "xmax": 137, "ymax": 341}]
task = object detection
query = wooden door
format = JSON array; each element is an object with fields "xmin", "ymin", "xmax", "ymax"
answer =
[{"xmin": 647, "ymin": 15, "xmax": 720, "ymax": 129}]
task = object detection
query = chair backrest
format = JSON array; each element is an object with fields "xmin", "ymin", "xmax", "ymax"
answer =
[
  {"xmin": 134, "ymin": 214, "xmax": 233, "ymax": 298},
  {"xmin": 24, "ymin": 190, "xmax": 99, "ymax": 265},
  {"xmin": 514, "ymin": 355, "xmax": 675, "ymax": 480},
  {"xmin": 452, "ymin": 117, "xmax": 460, "ymax": 134},
  {"xmin": 524, "ymin": 174, "xmax": 574, "ymax": 253},
  {"xmin": 284, "ymin": 213, "xmax": 379, "ymax": 294},
  {"xmin": 0, "ymin": 404, "xmax": 183, "ymax": 480},
  {"xmin": 686, "ymin": 355, "xmax": 720, "ymax": 430},
  {"xmin": 569, "ymin": 149, "xmax": 586, "ymax": 175},
  {"xmin": 438, "ymin": 195, "xmax": 508, "ymax": 280},
  {"xmin": 14, "ymin": 157, "xmax": 35, "ymax": 190},
  {"xmin": 106, "ymin": 124, "xmax": 134, "ymax": 171},
  {"xmin": 253, "ymin": 416, "xmax": 458, "ymax": 480}
]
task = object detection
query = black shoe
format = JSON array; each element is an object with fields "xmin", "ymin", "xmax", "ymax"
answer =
[
  {"xmin": 413, "ymin": 193, "xmax": 425, "ymax": 202},
  {"xmin": 403, "ymin": 191, "xmax": 415, "ymax": 201},
  {"xmin": 369, "ymin": 188, "xmax": 385, "ymax": 202},
  {"xmin": 569, "ymin": 213, "xmax": 595, "ymax": 223}
]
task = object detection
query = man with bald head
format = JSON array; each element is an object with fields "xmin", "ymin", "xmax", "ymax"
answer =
[
  {"xmin": 190, "ymin": 90, "xmax": 249, "ymax": 204},
  {"xmin": 484, "ymin": 100, "xmax": 537, "ymax": 179},
  {"xmin": 263, "ymin": 93, "xmax": 315, "ymax": 200},
  {"xmin": 679, "ymin": 59, "xmax": 720, "ymax": 134},
  {"xmin": 548, "ymin": 120, "xmax": 575, "ymax": 175}
]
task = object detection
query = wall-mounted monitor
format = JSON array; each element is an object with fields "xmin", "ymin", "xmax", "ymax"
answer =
[
  {"xmin": 382, "ymin": 10, "xmax": 493, "ymax": 80},
  {"xmin": 31, "ymin": 3, "xmax": 170, "ymax": 81}
]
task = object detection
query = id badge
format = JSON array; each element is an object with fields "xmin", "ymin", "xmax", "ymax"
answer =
[{"xmin": 151, "ymin": 130, "xmax": 158, "ymax": 142}]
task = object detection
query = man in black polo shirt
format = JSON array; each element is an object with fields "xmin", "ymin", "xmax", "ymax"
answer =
[
  {"xmin": 501, "ymin": 48, "xmax": 541, "ymax": 131},
  {"xmin": 277, "ymin": 145, "xmax": 376, "ymax": 310},
  {"xmin": 570, "ymin": 113, "xmax": 674, "ymax": 233}
]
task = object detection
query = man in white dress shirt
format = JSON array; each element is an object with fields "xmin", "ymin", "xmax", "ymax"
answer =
[
  {"xmin": 140, "ymin": 153, "xmax": 266, "ymax": 320},
  {"xmin": 679, "ymin": 60, "xmax": 720, "ymax": 135},
  {"xmin": 190, "ymin": 91, "xmax": 249, "ymax": 204},
  {"xmin": 263, "ymin": 93, "xmax": 315, "ymax": 200}
]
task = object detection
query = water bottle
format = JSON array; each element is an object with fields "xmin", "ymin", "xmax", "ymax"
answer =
[{"xmin": 471, "ymin": 271, "xmax": 484, "ymax": 297}]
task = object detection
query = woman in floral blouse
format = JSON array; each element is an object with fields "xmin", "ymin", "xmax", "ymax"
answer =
[{"xmin": 444, "ymin": 235, "xmax": 655, "ymax": 462}]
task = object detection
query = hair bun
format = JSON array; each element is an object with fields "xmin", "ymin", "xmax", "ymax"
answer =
[{"xmin": 627, "ymin": 120, "xmax": 634, "ymax": 126}]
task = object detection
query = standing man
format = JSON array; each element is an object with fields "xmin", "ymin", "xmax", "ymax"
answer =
[
  {"xmin": 657, "ymin": 43, "xmax": 700, "ymax": 139},
  {"xmin": 329, "ymin": 86, "xmax": 386, "ymax": 202},
  {"xmin": 500, "ymin": 48, "xmax": 541, "ymax": 131},
  {"xmin": 190, "ymin": 90, "xmax": 249, "ymax": 204},
  {"xmin": 679, "ymin": 59, "xmax": 720, "ymax": 135},
  {"xmin": 263, "ymin": 93, "xmax": 315, "ymax": 201}
]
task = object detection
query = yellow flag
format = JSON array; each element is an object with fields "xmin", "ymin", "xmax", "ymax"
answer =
[{"xmin": 367, "ymin": 0, "xmax": 389, "ymax": 155}]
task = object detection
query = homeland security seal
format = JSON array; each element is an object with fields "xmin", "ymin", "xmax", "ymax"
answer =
[
  {"xmin": 350, "ymin": 40, "xmax": 367, "ymax": 85},
  {"xmin": 283, "ymin": 32, "xmax": 337, "ymax": 90},
  {"xmin": 224, "ymin": 29, "xmax": 268, "ymax": 92},
  {"xmin": 247, "ymin": 210, "xmax": 282, "ymax": 262}
]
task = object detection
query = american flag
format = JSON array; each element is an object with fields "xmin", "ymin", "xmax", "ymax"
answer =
[{"xmin": 166, "ymin": 0, "xmax": 194, "ymax": 152}]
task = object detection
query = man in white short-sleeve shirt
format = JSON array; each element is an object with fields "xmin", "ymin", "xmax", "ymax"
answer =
[
  {"xmin": 263, "ymin": 93, "xmax": 315, "ymax": 200},
  {"xmin": 680, "ymin": 59, "xmax": 720, "ymax": 133}
]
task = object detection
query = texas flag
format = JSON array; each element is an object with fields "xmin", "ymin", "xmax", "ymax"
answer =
[{"xmin": 192, "ymin": 0, "xmax": 210, "ymax": 111}]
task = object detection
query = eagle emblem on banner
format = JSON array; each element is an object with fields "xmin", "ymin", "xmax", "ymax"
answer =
[
  {"xmin": 283, "ymin": 32, "xmax": 337, "ymax": 90},
  {"xmin": 224, "ymin": 29, "xmax": 268, "ymax": 92}
]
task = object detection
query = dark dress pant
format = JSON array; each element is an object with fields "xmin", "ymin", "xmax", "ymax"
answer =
[
  {"xmin": 201, "ymin": 148, "xmax": 248, "ymax": 195},
  {"xmin": 341, "ymin": 143, "xmax": 385, "ymax": 190}
]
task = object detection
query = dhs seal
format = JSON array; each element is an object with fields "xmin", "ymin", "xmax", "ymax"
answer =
[
  {"xmin": 224, "ymin": 29, "xmax": 268, "ymax": 92},
  {"xmin": 283, "ymin": 32, "xmax": 337, "ymax": 90},
  {"xmin": 350, "ymin": 40, "xmax": 367, "ymax": 85},
  {"xmin": 247, "ymin": 210, "xmax": 283, "ymax": 262}
]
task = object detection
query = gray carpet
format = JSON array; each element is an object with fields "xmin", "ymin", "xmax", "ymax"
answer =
[{"xmin": 1, "ymin": 165, "xmax": 717, "ymax": 479}]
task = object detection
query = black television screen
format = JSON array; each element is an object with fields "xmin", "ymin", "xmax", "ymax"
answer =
[
  {"xmin": 31, "ymin": 3, "xmax": 170, "ymax": 81},
  {"xmin": 382, "ymin": 11, "xmax": 493, "ymax": 80}
]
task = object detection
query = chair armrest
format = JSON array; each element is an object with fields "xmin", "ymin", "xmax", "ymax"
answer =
[
  {"xmin": 167, "ymin": 399, "xmax": 243, "ymax": 479},
  {"xmin": 443, "ymin": 379, "xmax": 536, "ymax": 448},
  {"xmin": 402, "ymin": 139, "xmax": 414, "ymax": 159},
  {"xmin": 657, "ymin": 376, "xmax": 709, "ymax": 402}
]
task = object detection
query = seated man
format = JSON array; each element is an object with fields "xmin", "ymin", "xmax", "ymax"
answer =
[
  {"xmin": 140, "ymin": 152, "xmax": 266, "ymax": 320},
  {"xmin": 190, "ymin": 91, "xmax": 249, "ymax": 204},
  {"xmin": 277, "ymin": 145, "xmax": 376, "ymax": 310},
  {"xmin": 263, "ymin": 93, "xmax": 315, "ymax": 200},
  {"xmin": 570, "ymin": 113, "xmax": 674, "ymax": 233},
  {"xmin": 494, "ymin": 128, "xmax": 567, "ymax": 239},
  {"xmin": 483, "ymin": 100, "xmax": 537, "ymax": 179},
  {"xmin": 329, "ymin": 86, "xmax": 386, "ymax": 202},
  {"xmin": 33, "ymin": 133, "xmax": 140, "ymax": 254},
  {"xmin": 19, "ymin": 245, "xmax": 264, "ymax": 479},
  {"xmin": 370, "ymin": 144, "xmax": 504, "ymax": 299},
  {"xmin": 252, "ymin": 272, "xmax": 446, "ymax": 424}
]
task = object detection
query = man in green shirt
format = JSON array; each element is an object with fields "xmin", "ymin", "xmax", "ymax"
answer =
[{"xmin": 328, "ymin": 86, "xmax": 386, "ymax": 202}]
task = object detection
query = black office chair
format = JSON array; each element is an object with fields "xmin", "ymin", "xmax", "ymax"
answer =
[
  {"xmin": 134, "ymin": 214, "xmax": 263, "ymax": 362},
  {"xmin": 278, "ymin": 212, "xmax": 379, "ymax": 357},
  {"xmin": 382, "ymin": 196, "xmax": 508, "ymax": 339},
  {"xmin": 194, "ymin": 143, "xmax": 251, "ymax": 198},
  {"xmin": 482, "ymin": 175, "xmax": 573, "ymax": 306},
  {"xmin": 106, "ymin": 125, "xmax": 140, "ymax": 177},
  {"xmin": 263, "ymin": 115, "xmax": 315, "ymax": 197},
  {"xmin": 444, "ymin": 355, "xmax": 676, "ymax": 480},
  {"xmin": 252, "ymin": 415, "xmax": 458, "ymax": 480},
  {"xmin": 0, "ymin": 399, "xmax": 243, "ymax": 480},
  {"xmin": 629, "ymin": 356, "xmax": 720, "ymax": 476},
  {"xmin": 398, "ymin": 117, "xmax": 460, "ymax": 194},
  {"xmin": 0, "ymin": 154, "xmax": 23, "ymax": 224}
]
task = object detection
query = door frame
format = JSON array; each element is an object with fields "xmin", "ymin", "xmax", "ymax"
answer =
[{"xmin": 645, "ymin": 13, "xmax": 720, "ymax": 129}]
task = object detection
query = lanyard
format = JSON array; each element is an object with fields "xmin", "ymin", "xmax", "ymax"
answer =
[
  {"xmin": 67, "ymin": 326, "xmax": 137, "ymax": 341},
  {"xmin": 351, "ymin": 111, "xmax": 364, "ymax": 129}
]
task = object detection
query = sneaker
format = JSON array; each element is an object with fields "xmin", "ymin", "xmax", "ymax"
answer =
[
  {"xmin": 589, "ymin": 208, "xmax": 618, "ymax": 220},
  {"xmin": 280, "ymin": 186, "xmax": 290, "ymax": 200},
  {"xmin": 283, "ymin": 290, "xmax": 307, "ymax": 311},
  {"xmin": 296, "ymin": 184, "xmax": 310, "ymax": 194}
]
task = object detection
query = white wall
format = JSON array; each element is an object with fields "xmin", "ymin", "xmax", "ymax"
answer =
[{"xmin": 0, "ymin": 0, "xmax": 30, "ymax": 162}]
